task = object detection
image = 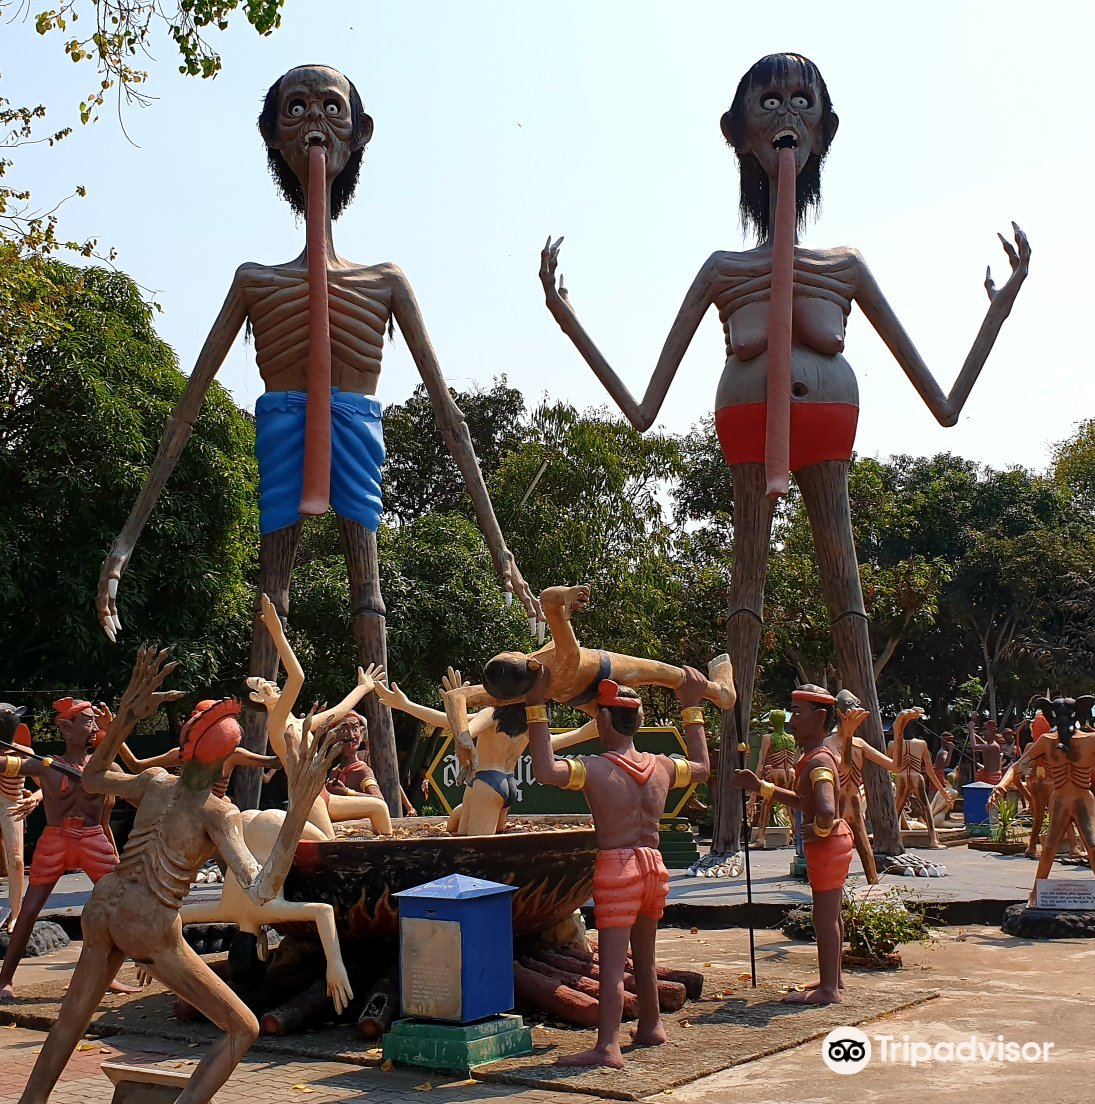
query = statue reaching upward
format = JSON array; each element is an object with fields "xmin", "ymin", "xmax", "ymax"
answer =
[
  {"xmin": 539, "ymin": 52, "xmax": 1029, "ymax": 868},
  {"xmin": 97, "ymin": 65, "xmax": 537, "ymax": 813}
]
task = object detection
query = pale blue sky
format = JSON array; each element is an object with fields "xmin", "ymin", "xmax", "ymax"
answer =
[{"xmin": 5, "ymin": 1, "xmax": 1092, "ymax": 472}]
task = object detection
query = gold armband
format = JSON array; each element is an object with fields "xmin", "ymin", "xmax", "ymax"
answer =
[
  {"xmin": 759, "ymin": 780, "xmax": 776, "ymax": 801},
  {"xmin": 812, "ymin": 821, "xmax": 833, "ymax": 838},
  {"xmin": 671, "ymin": 756, "xmax": 692, "ymax": 789},
  {"xmin": 562, "ymin": 756, "xmax": 587, "ymax": 791},
  {"xmin": 525, "ymin": 704, "xmax": 549, "ymax": 725},
  {"xmin": 3, "ymin": 755, "xmax": 22, "ymax": 778},
  {"xmin": 809, "ymin": 767, "xmax": 836, "ymax": 787},
  {"xmin": 681, "ymin": 706, "xmax": 705, "ymax": 727},
  {"xmin": 361, "ymin": 779, "xmax": 381, "ymax": 793}
]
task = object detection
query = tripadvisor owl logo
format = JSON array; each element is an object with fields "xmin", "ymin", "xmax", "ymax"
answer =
[{"xmin": 822, "ymin": 1026, "xmax": 871, "ymax": 1074}]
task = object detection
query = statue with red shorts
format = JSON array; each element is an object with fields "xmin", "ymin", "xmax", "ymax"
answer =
[
  {"xmin": 735, "ymin": 685, "xmax": 851, "ymax": 1005},
  {"xmin": 526, "ymin": 667, "xmax": 710, "ymax": 1068},
  {"xmin": 0, "ymin": 697, "xmax": 138, "ymax": 1001}
]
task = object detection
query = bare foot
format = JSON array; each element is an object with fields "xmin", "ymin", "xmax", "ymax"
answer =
[
  {"xmin": 0, "ymin": 984, "xmax": 14, "ymax": 1003},
  {"xmin": 783, "ymin": 986, "xmax": 841, "ymax": 1006},
  {"xmin": 928, "ymin": 841, "xmax": 947, "ymax": 850},
  {"xmin": 559, "ymin": 1045, "xmax": 624, "ymax": 1069},
  {"xmin": 109, "ymin": 979, "xmax": 142, "ymax": 995},
  {"xmin": 1024, "ymin": 850, "xmax": 1038, "ymax": 859},
  {"xmin": 707, "ymin": 654, "xmax": 737, "ymax": 711},
  {"xmin": 804, "ymin": 979, "xmax": 846, "ymax": 991},
  {"xmin": 630, "ymin": 1021, "xmax": 668, "ymax": 1048}
]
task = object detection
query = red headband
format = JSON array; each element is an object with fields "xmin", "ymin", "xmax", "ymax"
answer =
[
  {"xmin": 180, "ymin": 699, "xmax": 242, "ymax": 766},
  {"xmin": 53, "ymin": 697, "xmax": 94, "ymax": 723},
  {"xmin": 791, "ymin": 688, "xmax": 837, "ymax": 707},
  {"xmin": 596, "ymin": 680, "xmax": 641, "ymax": 710}
]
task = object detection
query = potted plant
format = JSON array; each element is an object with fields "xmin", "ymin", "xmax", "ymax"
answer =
[
  {"xmin": 969, "ymin": 796, "xmax": 1027, "ymax": 855},
  {"xmin": 841, "ymin": 888, "xmax": 935, "ymax": 969}
]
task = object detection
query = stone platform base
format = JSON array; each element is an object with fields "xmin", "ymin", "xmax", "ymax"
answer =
[{"xmin": 1001, "ymin": 904, "xmax": 1095, "ymax": 939}]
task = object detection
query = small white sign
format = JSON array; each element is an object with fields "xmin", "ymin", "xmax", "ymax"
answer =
[{"xmin": 1035, "ymin": 879, "xmax": 1095, "ymax": 910}]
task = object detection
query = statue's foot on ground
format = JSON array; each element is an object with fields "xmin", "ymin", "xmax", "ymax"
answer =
[
  {"xmin": 783, "ymin": 986, "xmax": 841, "ymax": 1006},
  {"xmin": 877, "ymin": 852, "xmax": 947, "ymax": 878},
  {"xmin": 559, "ymin": 1045, "xmax": 625, "ymax": 1068},
  {"xmin": 630, "ymin": 1020, "xmax": 668, "ymax": 1048},
  {"xmin": 0, "ymin": 983, "xmax": 13, "ymax": 1003},
  {"xmin": 804, "ymin": 978, "xmax": 846, "ymax": 991},
  {"xmin": 687, "ymin": 850, "xmax": 744, "ymax": 879},
  {"xmin": 109, "ymin": 978, "xmax": 143, "ymax": 995},
  {"xmin": 706, "ymin": 654, "xmax": 736, "ymax": 711}
]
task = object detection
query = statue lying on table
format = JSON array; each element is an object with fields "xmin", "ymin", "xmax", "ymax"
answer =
[
  {"xmin": 443, "ymin": 585, "xmax": 735, "ymax": 782},
  {"xmin": 377, "ymin": 669, "xmax": 595, "ymax": 835},
  {"xmin": 15, "ymin": 646, "xmax": 345, "ymax": 1104}
]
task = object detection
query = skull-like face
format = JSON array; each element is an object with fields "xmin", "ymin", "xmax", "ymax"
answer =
[
  {"xmin": 739, "ymin": 69, "xmax": 825, "ymax": 180},
  {"xmin": 267, "ymin": 66, "xmax": 362, "ymax": 185}
]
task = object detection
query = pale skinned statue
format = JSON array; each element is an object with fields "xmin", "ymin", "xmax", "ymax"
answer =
[
  {"xmin": 97, "ymin": 65, "xmax": 538, "ymax": 815},
  {"xmin": 539, "ymin": 52, "xmax": 1029, "ymax": 868}
]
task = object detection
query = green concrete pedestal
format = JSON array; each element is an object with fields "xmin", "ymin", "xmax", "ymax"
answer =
[
  {"xmin": 790, "ymin": 854, "xmax": 808, "ymax": 881},
  {"xmin": 659, "ymin": 818, "xmax": 701, "ymax": 869},
  {"xmin": 382, "ymin": 1013, "xmax": 533, "ymax": 1073}
]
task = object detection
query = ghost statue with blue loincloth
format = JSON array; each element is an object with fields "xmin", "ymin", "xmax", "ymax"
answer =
[{"xmin": 96, "ymin": 65, "xmax": 539, "ymax": 814}]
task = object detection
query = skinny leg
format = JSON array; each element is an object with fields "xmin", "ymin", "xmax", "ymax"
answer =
[
  {"xmin": 1074, "ymin": 794, "xmax": 1095, "ymax": 877},
  {"xmin": 784, "ymin": 888, "xmax": 842, "ymax": 1005},
  {"xmin": 559, "ymin": 925, "xmax": 629, "ymax": 1068},
  {"xmin": 0, "ymin": 801, "xmax": 24, "ymax": 928},
  {"xmin": 16, "ymin": 934, "xmax": 125, "ymax": 1104},
  {"xmin": 915, "ymin": 776, "xmax": 942, "ymax": 848},
  {"xmin": 146, "ymin": 934, "xmax": 260, "ymax": 1104},
  {"xmin": 713, "ymin": 463, "xmax": 775, "ymax": 854},
  {"xmin": 0, "ymin": 882, "xmax": 54, "ymax": 998},
  {"xmin": 1027, "ymin": 790, "xmax": 1047, "ymax": 857},
  {"xmin": 460, "ymin": 781, "xmax": 506, "ymax": 837},
  {"xmin": 1031, "ymin": 800, "xmax": 1074, "ymax": 903},
  {"xmin": 628, "ymin": 915, "xmax": 666, "ymax": 1047},
  {"xmin": 796, "ymin": 460, "xmax": 902, "ymax": 855},
  {"xmin": 844, "ymin": 788, "xmax": 878, "ymax": 884},
  {"xmin": 236, "ymin": 520, "xmax": 305, "ymax": 810},
  {"xmin": 339, "ymin": 518, "xmax": 400, "ymax": 819}
]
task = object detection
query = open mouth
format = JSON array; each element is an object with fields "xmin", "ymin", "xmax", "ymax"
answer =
[
  {"xmin": 772, "ymin": 127, "xmax": 798, "ymax": 151},
  {"xmin": 304, "ymin": 130, "xmax": 328, "ymax": 148}
]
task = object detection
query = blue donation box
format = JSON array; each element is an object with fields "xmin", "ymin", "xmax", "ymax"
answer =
[
  {"xmin": 395, "ymin": 875, "xmax": 517, "ymax": 1024},
  {"xmin": 962, "ymin": 781, "xmax": 994, "ymax": 831}
]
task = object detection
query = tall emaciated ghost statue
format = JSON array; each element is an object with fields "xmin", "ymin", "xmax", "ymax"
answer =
[
  {"xmin": 97, "ymin": 65, "xmax": 537, "ymax": 812},
  {"xmin": 540, "ymin": 52, "xmax": 1029, "ymax": 870}
]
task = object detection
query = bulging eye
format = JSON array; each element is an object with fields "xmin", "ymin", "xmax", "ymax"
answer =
[
  {"xmin": 791, "ymin": 93, "xmax": 812, "ymax": 109},
  {"xmin": 288, "ymin": 100, "xmax": 305, "ymax": 117},
  {"xmin": 324, "ymin": 100, "xmax": 341, "ymax": 116},
  {"xmin": 762, "ymin": 95, "xmax": 781, "ymax": 110}
]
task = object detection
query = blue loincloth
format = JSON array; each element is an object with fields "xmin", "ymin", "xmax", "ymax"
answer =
[{"xmin": 254, "ymin": 389, "xmax": 385, "ymax": 535}]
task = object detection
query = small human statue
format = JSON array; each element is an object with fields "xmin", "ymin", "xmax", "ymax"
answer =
[
  {"xmin": 735, "ymin": 685, "xmax": 851, "ymax": 1005},
  {"xmin": 934, "ymin": 730, "xmax": 956, "ymax": 775},
  {"xmin": 443, "ymin": 585, "xmax": 735, "ymax": 783},
  {"xmin": 97, "ymin": 63, "xmax": 538, "ymax": 815},
  {"xmin": 824, "ymin": 690, "xmax": 887, "ymax": 884},
  {"xmin": 0, "ymin": 698, "xmax": 139, "ymax": 1001},
  {"xmin": 886, "ymin": 707, "xmax": 954, "ymax": 849},
  {"xmin": 973, "ymin": 719, "xmax": 1005, "ymax": 785},
  {"xmin": 15, "ymin": 646, "xmax": 345, "ymax": 1104},
  {"xmin": 527, "ymin": 668, "xmax": 711, "ymax": 1068},
  {"xmin": 0, "ymin": 707, "xmax": 36, "ymax": 931},
  {"xmin": 376, "ymin": 670, "xmax": 594, "ymax": 835},
  {"xmin": 990, "ymin": 696, "xmax": 1095, "ymax": 902},
  {"xmin": 753, "ymin": 708, "xmax": 797, "ymax": 846},
  {"xmin": 540, "ymin": 52, "xmax": 1030, "ymax": 862},
  {"xmin": 323, "ymin": 710, "xmax": 395, "ymax": 833},
  {"xmin": 247, "ymin": 593, "xmax": 389, "ymax": 836}
]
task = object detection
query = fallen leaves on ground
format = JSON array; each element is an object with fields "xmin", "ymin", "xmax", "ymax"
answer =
[
  {"xmin": 414, "ymin": 1081, "xmax": 433, "ymax": 1091},
  {"xmin": 290, "ymin": 1085, "xmax": 317, "ymax": 1094},
  {"xmin": 381, "ymin": 1059, "xmax": 394, "ymax": 1072}
]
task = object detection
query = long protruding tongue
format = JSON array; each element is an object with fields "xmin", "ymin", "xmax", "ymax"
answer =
[
  {"xmin": 299, "ymin": 141, "xmax": 332, "ymax": 516},
  {"xmin": 764, "ymin": 143, "xmax": 797, "ymax": 499}
]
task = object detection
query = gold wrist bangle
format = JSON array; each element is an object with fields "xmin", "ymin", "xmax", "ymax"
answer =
[
  {"xmin": 759, "ymin": 780, "xmax": 776, "ymax": 801},
  {"xmin": 681, "ymin": 706, "xmax": 705, "ymax": 727},
  {"xmin": 812, "ymin": 821, "xmax": 833, "ymax": 838},
  {"xmin": 525, "ymin": 704, "xmax": 549, "ymax": 725}
]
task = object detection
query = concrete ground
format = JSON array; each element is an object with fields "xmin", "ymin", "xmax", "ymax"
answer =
[{"xmin": 2, "ymin": 923, "xmax": 1094, "ymax": 1104}]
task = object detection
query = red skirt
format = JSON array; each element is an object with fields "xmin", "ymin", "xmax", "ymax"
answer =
[{"xmin": 715, "ymin": 401, "xmax": 858, "ymax": 471}]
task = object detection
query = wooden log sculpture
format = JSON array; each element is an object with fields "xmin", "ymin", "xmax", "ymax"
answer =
[
  {"xmin": 96, "ymin": 65, "xmax": 540, "ymax": 817},
  {"xmin": 539, "ymin": 52, "xmax": 1030, "ymax": 873}
]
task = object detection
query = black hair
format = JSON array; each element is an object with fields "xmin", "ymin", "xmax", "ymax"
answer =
[
  {"xmin": 258, "ymin": 67, "xmax": 371, "ymax": 219},
  {"xmin": 797, "ymin": 683, "xmax": 834, "ymax": 730},
  {"xmin": 602, "ymin": 686, "xmax": 642, "ymax": 739},
  {"xmin": 492, "ymin": 703, "xmax": 530, "ymax": 738},
  {"xmin": 0, "ymin": 703, "xmax": 24, "ymax": 742},
  {"xmin": 721, "ymin": 53, "xmax": 838, "ymax": 243},
  {"xmin": 482, "ymin": 654, "xmax": 537, "ymax": 702}
]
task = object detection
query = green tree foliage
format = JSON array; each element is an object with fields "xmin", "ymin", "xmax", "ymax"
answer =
[
  {"xmin": 0, "ymin": 243, "xmax": 257, "ymax": 703},
  {"xmin": 1, "ymin": 1, "xmax": 285, "ymax": 255}
]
